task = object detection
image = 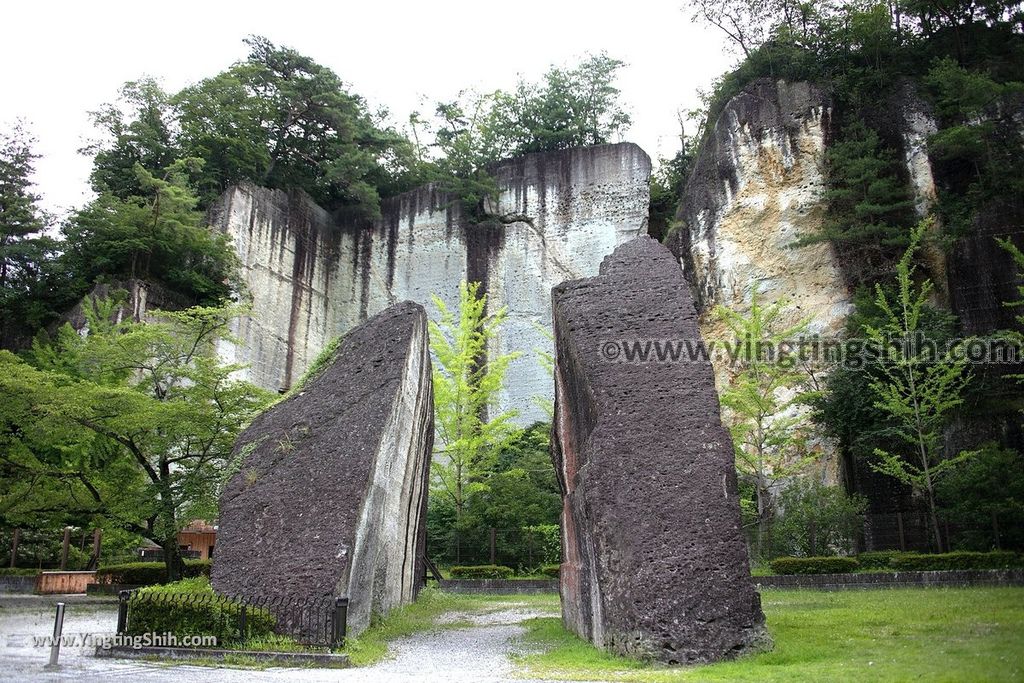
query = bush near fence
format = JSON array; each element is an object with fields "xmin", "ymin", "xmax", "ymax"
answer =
[
  {"xmin": 888, "ymin": 551, "xmax": 1022, "ymax": 571},
  {"xmin": 449, "ymin": 565, "xmax": 514, "ymax": 579},
  {"xmin": 97, "ymin": 560, "xmax": 210, "ymax": 586},
  {"xmin": 770, "ymin": 556, "xmax": 860, "ymax": 575},
  {"xmin": 126, "ymin": 578, "xmax": 275, "ymax": 645}
]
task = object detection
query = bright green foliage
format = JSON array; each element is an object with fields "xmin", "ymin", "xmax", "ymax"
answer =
[
  {"xmin": 62, "ymin": 160, "xmax": 236, "ymax": 304},
  {"xmin": 769, "ymin": 556, "xmax": 859, "ymax": 575},
  {"xmin": 997, "ymin": 237, "xmax": 1024, "ymax": 378},
  {"xmin": 429, "ymin": 281, "xmax": 521, "ymax": 521},
  {"xmin": 773, "ymin": 480, "xmax": 867, "ymax": 557},
  {"xmin": 863, "ymin": 219, "xmax": 976, "ymax": 551},
  {"xmin": 0, "ymin": 124, "xmax": 58, "ymax": 344},
  {"xmin": 888, "ymin": 549, "xmax": 1022, "ymax": 571},
  {"xmin": 795, "ymin": 121, "xmax": 916, "ymax": 283},
  {"xmin": 0, "ymin": 299, "xmax": 274, "ymax": 580},
  {"xmin": 127, "ymin": 576, "xmax": 276, "ymax": 644},
  {"xmin": 448, "ymin": 565, "xmax": 514, "ymax": 579},
  {"xmin": 715, "ymin": 290, "xmax": 816, "ymax": 560}
]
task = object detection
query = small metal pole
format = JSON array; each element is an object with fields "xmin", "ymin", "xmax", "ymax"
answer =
[
  {"xmin": 45, "ymin": 602, "xmax": 66, "ymax": 669},
  {"xmin": 116, "ymin": 591, "xmax": 130, "ymax": 634},
  {"xmin": 59, "ymin": 527, "xmax": 71, "ymax": 571},
  {"xmin": 332, "ymin": 597, "xmax": 349, "ymax": 648},
  {"xmin": 239, "ymin": 603, "xmax": 248, "ymax": 639},
  {"xmin": 9, "ymin": 528, "xmax": 19, "ymax": 568}
]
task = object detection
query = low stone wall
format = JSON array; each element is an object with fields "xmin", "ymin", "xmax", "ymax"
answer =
[
  {"xmin": 438, "ymin": 579, "xmax": 558, "ymax": 594},
  {"xmin": 35, "ymin": 571, "xmax": 97, "ymax": 594},
  {"xmin": 0, "ymin": 575, "xmax": 37, "ymax": 593},
  {"xmin": 757, "ymin": 569, "xmax": 1024, "ymax": 590}
]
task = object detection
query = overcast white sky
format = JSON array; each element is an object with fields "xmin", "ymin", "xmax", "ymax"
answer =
[{"xmin": 1, "ymin": 0, "xmax": 736, "ymax": 216}]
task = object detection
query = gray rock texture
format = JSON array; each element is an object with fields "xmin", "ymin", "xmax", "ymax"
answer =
[
  {"xmin": 209, "ymin": 142, "xmax": 651, "ymax": 424},
  {"xmin": 551, "ymin": 236, "xmax": 768, "ymax": 664},
  {"xmin": 211, "ymin": 301, "xmax": 433, "ymax": 637}
]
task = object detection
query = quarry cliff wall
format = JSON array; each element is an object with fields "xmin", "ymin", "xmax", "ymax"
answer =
[{"xmin": 209, "ymin": 143, "xmax": 651, "ymax": 424}]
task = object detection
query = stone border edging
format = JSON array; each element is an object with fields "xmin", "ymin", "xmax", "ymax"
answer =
[
  {"xmin": 437, "ymin": 578, "xmax": 558, "ymax": 594},
  {"xmin": 0, "ymin": 576, "xmax": 37, "ymax": 593},
  {"xmin": 757, "ymin": 568, "xmax": 1024, "ymax": 590},
  {"xmin": 94, "ymin": 645, "xmax": 350, "ymax": 667}
]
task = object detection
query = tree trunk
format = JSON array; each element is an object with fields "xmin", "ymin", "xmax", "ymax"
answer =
[{"xmin": 163, "ymin": 536, "xmax": 186, "ymax": 582}]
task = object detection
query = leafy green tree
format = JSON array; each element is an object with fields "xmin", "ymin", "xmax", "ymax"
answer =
[
  {"xmin": 774, "ymin": 479, "xmax": 867, "ymax": 557},
  {"xmin": 794, "ymin": 121, "xmax": 916, "ymax": 284},
  {"xmin": 429, "ymin": 281, "xmax": 520, "ymax": 523},
  {"xmin": 62, "ymin": 159, "xmax": 236, "ymax": 305},
  {"xmin": 0, "ymin": 298, "xmax": 274, "ymax": 579},
  {"xmin": 715, "ymin": 291, "xmax": 816, "ymax": 559},
  {"xmin": 863, "ymin": 219, "xmax": 977, "ymax": 551},
  {"xmin": 84, "ymin": 79, "xmax": 180, "ymax": 201},
  {"xmin": 0, "ymin": 123, "xmax": 58, "ymax": 344}
]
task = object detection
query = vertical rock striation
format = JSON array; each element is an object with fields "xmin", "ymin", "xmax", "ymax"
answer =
[
  {"xmin": 211, "ymin": 301, "xmax": 433, "ymax": 637},
  {"xmin": 210, "ymin": 143, "xmax": 651, "ymax": 422},
  {"xmin": 551, "ymin": 236, "xmax": 768, "ymax": 664}
]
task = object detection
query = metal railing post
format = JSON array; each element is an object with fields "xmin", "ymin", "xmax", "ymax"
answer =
[
  {"xmin": 116, "ymin": 590, "xmax": 130, "ymax": 634},
  {"xmin": 239, "ymin": 603, "xmax": 248, "ymax": 640},
  {"xmin": 331, "ymin": 597, "xmax": 349, "ymax": 648}
]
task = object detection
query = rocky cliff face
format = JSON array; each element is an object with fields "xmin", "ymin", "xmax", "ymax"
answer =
[
  {"xmin": 210, "ymin": 143, "xmax": 651, "ymax": 423},
  {"xmin": 669, "ymin": 79, "xmax": 850, "ymax": 340}
]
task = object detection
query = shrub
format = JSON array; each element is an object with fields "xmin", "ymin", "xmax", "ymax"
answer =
[
  {"xmin": 773, "ymin": 480, "xmax": 867, "ymax": 558},
  {"xmin": 126, "ymin": 577, "xmax": 275, "ymax": 645},
  {"xmin": 770, "ymin": 556, "xmax": 860, "ymax": 575},
  {"xmin": 889, "ymin": 551, "xmax": 1022, "ymax": 571},
  {"xmin": 856, "ymin": 550, "xmax": 905, "ymax": 569},
  {"xmin": 97, "ymin": 560, "xmax": 211, "ymax": 586},
  {"xmin": 449, "ymin": 565, "xmax": 514, "ymax": 579},
  {"xmin": 540, "ymin": 564, "xmax": 560, "ymax": 578},
  {"xmin": 0, "ymin": 567, "xmax": 40, "ymax": 576}
]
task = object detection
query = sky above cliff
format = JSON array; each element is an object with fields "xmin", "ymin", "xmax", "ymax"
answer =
[{"xmin": 2, "ymin": 0, "xmax": 734, "ymax": 216}]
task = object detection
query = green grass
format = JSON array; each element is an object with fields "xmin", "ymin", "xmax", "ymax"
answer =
[
  {"xmin": 513, "ymin": 588, "xmax": 1024, "ymax": 682},
  {"xmin": 339, "ymin": 586, "xmax": 558, "ymax": 666}
]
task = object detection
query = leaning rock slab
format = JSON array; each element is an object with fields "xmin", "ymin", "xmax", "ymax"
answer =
[
  {"xmin": 212, "ymin": 301, "xmax": 433, "ymax": 637},
  {"xmin": 551, "ymin": 236, "xmax": 768, "ymax": 663}
]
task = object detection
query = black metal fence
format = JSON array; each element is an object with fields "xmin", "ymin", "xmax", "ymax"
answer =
[{"xmin": 117, "ymin": 590, "xmax": 349, "ymax": 648}]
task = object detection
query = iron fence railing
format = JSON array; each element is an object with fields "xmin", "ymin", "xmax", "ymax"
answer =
[{"xmin": 116, "ymin": 589, "xmax": 349, "ymax": 648}]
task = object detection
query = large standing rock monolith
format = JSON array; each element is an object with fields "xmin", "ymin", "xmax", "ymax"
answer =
[
  {"xmin": 551, "ymin": 236, "xmax": 768, "ymax": 663},
  {"xmin": 211, "ymin": 301, "xmax": 433, "ymax": 637}
]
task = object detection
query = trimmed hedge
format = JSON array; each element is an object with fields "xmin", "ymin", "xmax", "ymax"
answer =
[
  {"xmin": 770, "ymin": 556, "xmax": 860, "ymax": 575},
  {"xmin": 449, "ymin": 565, "xmax": 514, "ymax": 579},
  {"xmin": 97, "ymin": 560, "xmax": 211, "ymax": 586},
  {"xmin": 126, "ymin": 577, "xmax": 275, "ymax": 645},
  {"xmin": 856, "ymin": 551, "xmax": 905, "ymax": 569},
  {"xmin": 540, "ymin": 564, "xmax": 560, "ymax": 578},
  {"xmin": 889, "ymin": 551, "xmax": 1022, "ymax": 571},
  {"xmin": 0, "ymin": 567, "xmax": 40, "ymax": 576}
]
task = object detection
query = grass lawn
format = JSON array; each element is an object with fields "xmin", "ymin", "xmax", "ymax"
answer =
[{"xmin": 513, "ymin": 587, "xmax": 1024, "ymax": 682}]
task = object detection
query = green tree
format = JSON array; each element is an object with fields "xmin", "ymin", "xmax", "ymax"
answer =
[
  {"xmin": 715, "ymin": 291, "xmax": 816, "ymax": 559},
  {"xmin": 0, "ymin": 298, "xmax": 274, "ymax": 579},
  {"xmin": 794, "ymin": 121, "xmax": 916, "ymax": 284},
  {"xmin": 429, "ymin": 281, "xmax": 520, "ymax": 523},
  {"xmin": 863, "ymin": 219, "xmax": 976, "ymax": 551},
  {"xmin": 774, "ymin": 479, "xmax": 867, "ymax": 557},
  {"xmin": 0, "ymin": 123, "xmax": 57, "ymax": 344},
  {"xmin": 62, "ymin": 159, "xmax": 236, "ymax": 305},
  {"xmin": 935, "ymin": 443, "xmax": 1024, "ymax": 550}
]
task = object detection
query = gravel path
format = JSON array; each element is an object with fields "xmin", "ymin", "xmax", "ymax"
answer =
[{"xmin": 0, "ymin": 598, "xmax": 567, "ymax": 682}]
